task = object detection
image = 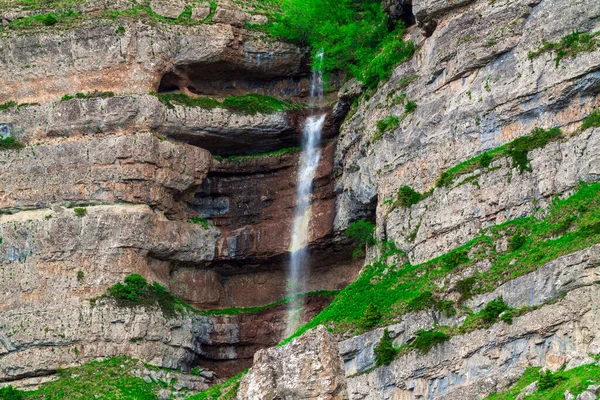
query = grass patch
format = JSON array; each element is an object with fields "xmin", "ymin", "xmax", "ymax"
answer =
[
  {"xmin": 2, "ymin": 356, "xmax": 167, "ymax": 399},
  {"xmin": 0, "ymin": 101, "xmax": 17, "ymax": 111},
  {"xmin": 436, "ymin": 127, "xmax": 562, "ymax": 188},
  {"xmin": 484, "ymin": 363, "xmax": 600, "ymax": 400},
  {"xmin": 373, "ymin": 115, "xmax": 400, "ymax": 142},
  {"xmin": 197, "ymin": 290, "xmax": 338, "ymax": 316},
  {"xmin": 7, "ymin": 9, "xmax": 80, "ymax": 30},
  {"xmin": 152, "ymin": 92, "xmax": 304, "ymax": 115},
  {"xmin": 73, "ymin": 207, "xmax": 87, "ymax": 217},
  {"xmin": 282, "ymin": 181, "xmax": 600, "ymax": 342},
  {"xmin": 60, "ymin": 91, "xmax": 115, "ymax": 102},
  {"xmin": 187, "ymin": 370, "xmax": 247, "ymax": 400},
  {"xmin": 581, "ymin": 109, "xmax": 600, "ymax": 132},
  {"xmin": 528, "ymin": 30, "xmax": 599, "ymax": 67},
  {"xmin": 214, "ymin": 147, "xmax": 301, "ymax": 163}
]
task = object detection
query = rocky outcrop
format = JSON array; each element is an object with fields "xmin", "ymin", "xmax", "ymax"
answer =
[
  {"xmin": 385, "ymin": 127, "xmax": 600, "ymax": 264},
  {"xmin": 335, "ymin": 0, "xmax": 600, "ymax": 234},
  {"xmin": 346, "ymin": 284, "xmax": 600, "ymax": 399},
  {"xmin": 238, "ymin": 325, "xmax": 347, "ymax": 400}
]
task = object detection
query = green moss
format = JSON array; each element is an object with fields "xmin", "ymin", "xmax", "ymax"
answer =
[
  {"xmin": 528, "ymin": 30, "xmax": 599, "ymax": 67},
  {"xmin": 485, "ymin": 363, "xmax": 600, "ymax": 400},
  {"xmin": 283, "ymin": 182, "xmax": 600, "ymax": 342}
]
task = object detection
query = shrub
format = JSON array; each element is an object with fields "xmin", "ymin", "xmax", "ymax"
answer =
[
  {"xmin": 581, "ymin": 109, "xmax": 600, "ymax": 131},
  {"xmin": 373, "ymin": 115, "xmax": 400, "ymax": 141},
  {"xmin": 190, "ymin": 367, "xmax": 203, "ymax": 376},
  {"xmin": 41, "ymin": 13, "xmax": 57, "ymax": 26},
  {"xmin": 73, "ymin": 207, "xmax": 87, "ymax": 217},
  {"xmin": 359, "ymin": 303, "xmax": 382, "ymax": 330},
  {"xmin": 443, "ymin": 249, "xmax": 469, "ymax": 270},
  {"xmin": 77, "ymin": 271, "xmax": 85, "ymax": 282},
  {"xmin": 406, "ymin": 291, "xmax": 436, "ymax": 313},
  {"xmin": 404, "ymin": 101, "xmax": 417, "ymax": 114},
  {"xmin": 115, "ymin": 26, "xmax": 126, "ymax": 35},
  {"xmin": 0, "ymin": 386, "xmax": 25, "ymax": 400},
  {"xmin": 509, "ymin": 232, "xmax": 527, "ymax": 251},
  {"xmin": 528, "ymin": 31, "xmax": 598, "ymax": 68},
  {"xmin": 411, "ymin": 329, "xmax": 450, "ymax": 355},
  {"xmin": 478, "ymin": 152, "xmax": 493, "ymax": 168},
  {"xmin": 105, "ymin": 274, "xmax": 185, "ymax": 317},
  {"xmin": 507, "ymin": 127, "xmax": 561, "ymax": 174},
  {"xmin": 396, "ymin": 185, "xmax": 422, "ymax": 208},
  {"xmin": 0, "ymin": 101, "xmax": 17, "ymax": 111},
  {"xmin": 456, "ymin": 277, "xmax": 477, "ymax": 304},
  {"xmin": 0, "ymin": 136, "xmax": 24, "ymax": 150},
  {"xmin": 479, "ymin": 297, "xmax": 511, "ymax": 324},
  {"xmin": 374, "ymin": 328, "xmax": 398, "ymax": 366},
  {"xmin": 538, "ymin": 370, "xmax": 565, "ymax": 390},
  {"xmin": 345, "ymin": 220, "xmax": 377, "ymax": 257}
]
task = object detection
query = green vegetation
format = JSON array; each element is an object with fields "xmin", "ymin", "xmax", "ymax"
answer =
[
  {"xmin": 345, "ymin": 219, "xmax": 377, "ymax": 258},
  {"xmin": 268, "ymin": 0, "xmax": 415, "ymax": 89},
  {"xmin": 60, "ymin": 91, "xmax": 115, "ymax": 102},
  {"xmin": 214, "ymin": 147, "xmax": 301, "ymax": 163},
  {"xmin": 359, "ymin": 302, "xmax": 382, "ymax": 330},
  {"xmin": 198, "ymin": 290, "xmax": 338, "ymax": 316},
  {"xmin": 115, "ymin": 25, "xmax": 125, "ymax": 35},
  {"xmin": 7, "ymin": 9, "xmax": 79, "ymax": 30},
  {"xmin": 152, "ymin": 92, "xmax": 303, "ymax": 115},
  {"xmin": 0, "ymin": 136, "xmax": 24, "ymax": 151},
  {"xmin": 0, "ymin": 356, "xmax": 166, "ymax": 399},
  {"xmin": 410, "ymin": 329, "xmax": 450, "ymax": 355},
  {"xmin": 581, "ymin": 109, "xmax": 600, "ymax": 132},
  {"xmin": 528, "ymin": 30, "xmax": 599, "ymax": 67},
  {"xmin": 391, "ymin": 185, "xmax": 433, "ymax": 209},
  {"xmin": 73, "ymin": 207, "xmax": 87, "ymax": 217},
  {"xmin": 284, "ymin": 182, "xmax": 600, "ymax": 342},
  {"xmin": 76, "ymin": 270, "xmax": 84, "ymax": 282},
  {"xmin": 373, "ymin": 115, "xmax": 400, "ymax": 142},
  {"xmin": 404, "ymin": 100, "xmax": 417, "ymax": 114},
  {"xmin": 187, "ymin": 370, "xmax": 247, "ymax": 400},
  {"xmin": 0, "ymin": 101, "xmax": 17, "ymax": 111},
  {"xmin": 374, "ymin": 328, "xmax": 398, "ymax": 366},
  {"xmin": 436, "ymin": 127, "xmax": 562, "ymax": 188},
  {"xmin": 509, "ymin": 231, "xmax": 527, "ymax": 251},
  {"xmin": 188, "ymin": 216, "xmax": 211, "ymax": 229},
  {"xmin": 484, "ymin": 363, "xmax": 600, "ymax": 400},
  {"xmin": 102, "ymin": 274, "xmax": 190, "ymax": 317}
]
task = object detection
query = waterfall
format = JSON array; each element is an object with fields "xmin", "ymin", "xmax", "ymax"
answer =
[{"xmin": 285, "ymin": 51, "xmax": 326, "ymax": 337}]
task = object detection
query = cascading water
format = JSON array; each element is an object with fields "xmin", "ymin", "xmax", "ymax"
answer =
[{"xmin": 285, "ymin": 51, "xmax": 326, "ymax": 337}]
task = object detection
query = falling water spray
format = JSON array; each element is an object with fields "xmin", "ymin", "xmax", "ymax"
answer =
[{"xmin": 285, "ymin": 51, "xmax": 326, "ymax": 337}]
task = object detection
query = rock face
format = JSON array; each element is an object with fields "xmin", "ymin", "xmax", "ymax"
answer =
[
  {"xmin": 238, "ymin": 326, "xmax": 347, "ymax": 400},
  {"xmin": 0, "ymin": 0, "xmax": 358, "ymax": 388}
]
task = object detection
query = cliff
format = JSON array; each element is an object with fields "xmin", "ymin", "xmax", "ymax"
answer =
[{"xmin": 0, "ymin": 0, "xmax": 599, "ymax": 399}]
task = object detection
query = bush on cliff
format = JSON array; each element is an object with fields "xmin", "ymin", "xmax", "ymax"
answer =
[
  {"xmin": 345, "ymin": 219, "xmax": 376, "ymax": 258},
  {"xmin": 374, "ymin": 328, "xmax": 398, "ymax": 366},
  {"xmin": 0, "ymin": 386, "xmax": 24, "ymax": 400},
  {"xmin": 105, "ymin": 274, "xmax": 186, "ymax": 317}
]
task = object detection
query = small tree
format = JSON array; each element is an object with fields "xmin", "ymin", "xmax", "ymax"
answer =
[
  {"xmin": 345, "ymin": 220, "xmax": 376, "ymax": 257},
  {"xmin": 374, "ymin": 329, "xmax": 398, "ymax": 366},
  {"xmin": 359, "ymin": 303, "xmax": 382, "ymax": 330}
]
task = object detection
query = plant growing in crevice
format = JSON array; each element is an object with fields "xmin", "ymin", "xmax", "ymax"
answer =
[
  {"xmin": 410, "ymin": 329, "xmax": 450, "ymax": 355},
  {"xmin": 581, "ymin": 109, "xmax": 600, "ymax": 132},
  {"xmin": 345, "ymin": 219, "xmax": 377, "ymax": 258},
  {"xmin": 528, "ymin": 30, "xmax": 599, "ymax": 67},
  {"xmin": 373, "ymin": 115, "xmax": 400, "ymax": 142},
  {"xmin": 374, "ymin": 328, "xmax": 398, "ymax": 366}
]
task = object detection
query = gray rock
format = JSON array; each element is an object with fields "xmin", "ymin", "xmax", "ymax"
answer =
[
  {"xmin": 150, "ymin": 0, "xmax": 186, "ymax": 19},
  {"xmin": 192, "ymin": 2, "xmax": 211, "ymax": 20}
]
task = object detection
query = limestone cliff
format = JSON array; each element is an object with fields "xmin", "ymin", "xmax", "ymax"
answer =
[{"xmin": 0, "ymin": 0, "xmax": 599, "ymax": 399}]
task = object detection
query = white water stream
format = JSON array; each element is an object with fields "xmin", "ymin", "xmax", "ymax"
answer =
[{"xmin": 285, "ymin": 51, "xmax": 326, "ymax": 337}]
